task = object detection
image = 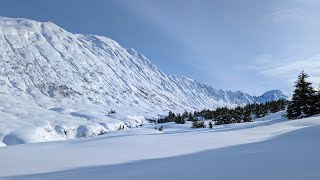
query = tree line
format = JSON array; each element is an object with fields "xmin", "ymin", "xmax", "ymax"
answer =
[
  {"xmin": 157, "ymin": 99, "xmax": 287, "ymax": 127},
  {"xmin": 157, "ymin": 71, "xmax": 319, "ymax": 128}
]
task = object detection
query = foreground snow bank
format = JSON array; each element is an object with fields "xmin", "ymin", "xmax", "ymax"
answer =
[
  {"xmin": 6, "ymin": 125, "xmax": 320, "ymax": 180},
  {"xmin": 0, "ymin": 114, "xmax": 319, "ymax": 179}
]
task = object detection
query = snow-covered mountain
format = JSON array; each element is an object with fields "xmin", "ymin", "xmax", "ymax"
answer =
[
  {"xmin": 254, "ymin": 90, "xmax": 288, "ymax": 103},
  {"xmin": 0, "ymin": 17, "xmax": 287, "ymax": 145}
]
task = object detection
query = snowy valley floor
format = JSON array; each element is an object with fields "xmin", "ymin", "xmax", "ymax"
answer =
[{"xmin": 0, "ymin": 112, "xmax": 320, "ymax": 180}]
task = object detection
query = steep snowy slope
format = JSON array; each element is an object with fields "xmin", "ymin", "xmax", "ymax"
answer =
[{"xmin": 0, "ymin": 17, "xmax": 287, "ymax": 145}]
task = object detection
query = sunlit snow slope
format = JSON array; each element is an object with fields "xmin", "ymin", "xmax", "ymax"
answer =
[{"xmin": 0, "ymin": 17, "xmax": 287, "ymax": 145}]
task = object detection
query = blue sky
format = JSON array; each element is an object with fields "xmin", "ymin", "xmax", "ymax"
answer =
[{"xmin": 1, "ymin": 0, "xmax": 320, "ymax": 95}]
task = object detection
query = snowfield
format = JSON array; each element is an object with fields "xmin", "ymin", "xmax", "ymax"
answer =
[{"xmin": 0, "ymin": 112, "xmax": 319, "ymax": 179}]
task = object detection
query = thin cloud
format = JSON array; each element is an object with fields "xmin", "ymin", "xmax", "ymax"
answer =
[
  {"xmin": 251, "ymin": 54, "xmax": 320, "ymax": 86},
  {"xmin": 265, "ymin": 8, "xmax": 308, "ymax": 24}
]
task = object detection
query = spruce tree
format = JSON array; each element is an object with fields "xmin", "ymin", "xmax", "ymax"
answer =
[
  {"xmin": 167, "ymin": 111, "xmax": 176, "ymax": 121},
  {"xmin": 233, "ymin": 106, "xmax": 243, "ymax": 123},
  {"xmin": 182, "ymin": 111, "xmax": 189, "ymax": 118},
  {"xmin": 175, "ymin": 114, "xmax": 185, "ymax": 124},
  {"xmin": 243, "ymin": 107, "xmax": 252, "ymax": 122},
  {"xmin": 286, "ymin": 71, "xmax": 316, "ymax": 119},
  {"xmin": 188, "ymin": 112, "xmax": 194, "ymax": 121},
  {"xmin": 314, "ymin": 87, "xmax": 320, "ymax": 114}
]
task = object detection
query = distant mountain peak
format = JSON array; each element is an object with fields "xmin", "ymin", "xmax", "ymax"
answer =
[{"xmin": 254, "ymin": 89, "xmax": 288, "ymax": 103}]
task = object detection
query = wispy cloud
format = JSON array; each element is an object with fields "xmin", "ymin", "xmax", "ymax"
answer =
[
  {"xmin": 250, "ymin": 54, "xmax": 320, "ymax": 87},
  {"xmin": 263, "ymin": 0, "xmax": 320, "ymax": 26},
  {"xmin": 265, "ymin": 8, "xmax": 310, "ymax": 24}
]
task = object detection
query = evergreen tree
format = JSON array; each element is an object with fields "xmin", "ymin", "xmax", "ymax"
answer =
[
  {"xmin": 233, "ymin": 106, "xmax": 244, "ymax": 123},
  {"xmin": 286, "ymin": 71, "xmax": 316, "ymax": 119},
  {"xmin": 167, "ymin": 111, "xmax": 176, "ymax": 121},
  {"xmin": 191, "ymin": 120, "xmax": 206, "ymax": 128},
  {"xmin": 279, "ymin": 99, "xmax": 286, "ymax": 111},
  {"xmin": 314, "ymin": 87, "xmax": 320, "ymax": 114},
  {"xmin": 253, "ymin": 103, "xmax": 267, "ymax": 118},
  {"xmin": 243, "ymin": 107, "xmax": 252, "ymax": 122},
  {"xmin": 182, "ymin": 111, "xmax": 189, "ymax": 118},
  {"xmin": 188, "ymin": 112, "xmax": 194, "ymax": 121},
  {"xmin": 175, "ymin": 114, "xmax": 185, "ymax": 124},
  {"xmin": 214, "ymin": 107, "xmax": 232, "ymax": 125}
]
